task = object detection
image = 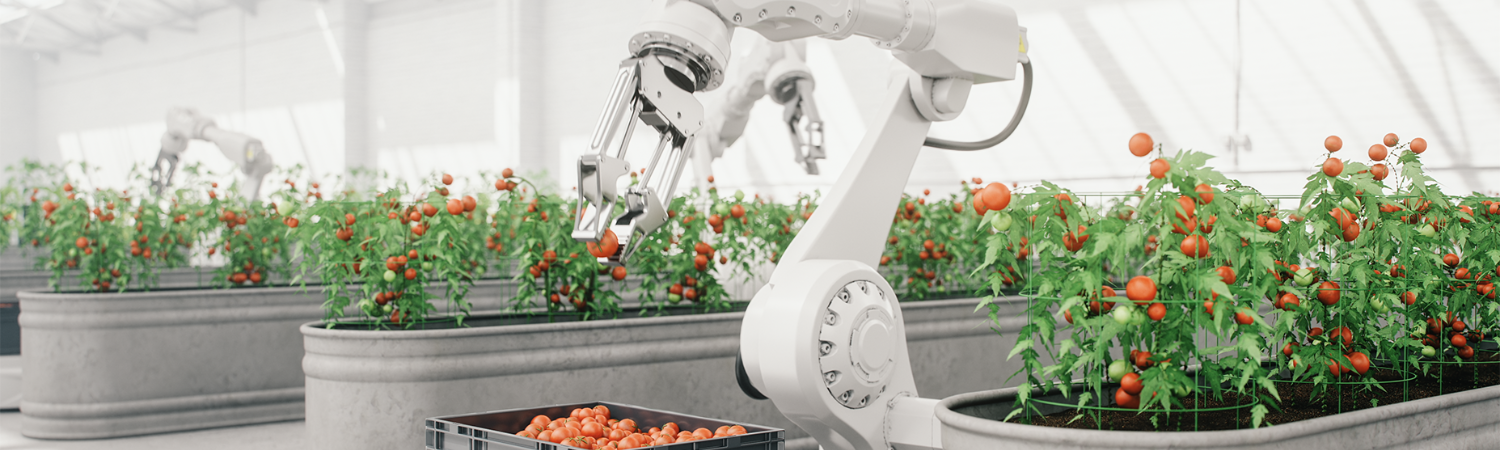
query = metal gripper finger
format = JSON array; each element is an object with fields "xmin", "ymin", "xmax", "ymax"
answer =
[{"xmin": 572, "ymin": 59, "xmax": 644, "ymax": 244}]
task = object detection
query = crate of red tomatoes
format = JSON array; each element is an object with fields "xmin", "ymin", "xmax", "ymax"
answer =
[{"xmin": 424, "ymin": 401, "xmax": 784, "ymax": 449}]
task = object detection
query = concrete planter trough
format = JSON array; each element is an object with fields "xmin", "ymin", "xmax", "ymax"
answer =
[
  {"xmin": 1, "ymin": 266, "xmax": 219, "ymax": 302},
  {"xmin": 14, "ymin": 277, "xmax": 521, "ymax": 439},
  {"xmin": 302, "ymin": 295, "xmax": 1029, "ymax": 450},
  {"xmin": 1, "ymin": 247, "xmax": 39, "ymax": 271},
  {"xmin": 2, "ymin": 267, "xmax": 220, "ymax": 358},
  {"xmin": 935, "ymin": 383, "xmax": 1500, "ymax": 449},
  {"xmin": 0, "ymin": 265, "xmax": 217, "ymax": 410},
  {"xmin": 16, "ymin": 285, "xmax": 323, "ymax": 439}
]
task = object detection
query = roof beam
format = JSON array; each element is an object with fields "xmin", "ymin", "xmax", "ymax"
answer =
[
  {"xmin": 230, "ymin": 0, "xmax": 258, "ymax": 16},
  {"xmin": 151, "ymin": 0, "xmax": 199, "ymax": 22},
  {"xmin": 157, "ymin": 21, "xmax": 196, "ymax": 33},
  {"xmin": 0, "ymin": 27, "xmax": 62, "ymax": 56},
  {"xmin": 82, "ymin": 0, "xmax": 148, "ymax": 42},
  {"xmin": 27, "ymin": 7, "xmax": 101, "ymax": 45}
]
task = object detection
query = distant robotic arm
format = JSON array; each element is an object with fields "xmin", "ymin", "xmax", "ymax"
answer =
[
  {"xmin": 691, "ymin": 37, "xmax": 825, "ymax": 188},
  {"xmin": 150, "ymin": 107, "xmax": 275, "ymax": 201}
]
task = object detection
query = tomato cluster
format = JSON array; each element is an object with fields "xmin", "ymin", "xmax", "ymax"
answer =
[
  {"xmin": 293, "ymin": 172, "xmax": 499, "ymax": 325},
  {"xmin": 503, "ymin": 174, "xmax": 624, "ymax": 318},
  {"xmin": 208, "ymin": 203, "xmax": 294, "ymax": 287},
  {"xmin": 990, "ymin": 132, "xmax": 1497, "ymax": 426},
  {"xmin": 515, "ymin": 405, "xmax": 748, "ymax": 449}
]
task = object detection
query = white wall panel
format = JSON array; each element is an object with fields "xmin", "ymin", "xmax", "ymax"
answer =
[
  {"xmin": 17, "ymin": 0, "xmax": 1500, "ymax": 198},
  {"xmin": 367, "ymin": 0, "xmax": 494, "ymax": 150},
  {"xmin": 0, "ymin": 48, "xmax": 38, "ymax": 170},
  {"xmin": 35, "ymin": 0, "xmax": 342, "ymax": 170}
]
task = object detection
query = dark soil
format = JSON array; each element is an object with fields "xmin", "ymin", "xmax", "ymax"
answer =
[{"xmin": 1020, "ymin": 352, "xmax": 1500, "ymax": 432}]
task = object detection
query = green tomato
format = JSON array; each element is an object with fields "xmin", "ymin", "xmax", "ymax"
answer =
[
  {"xmin": 1294, "ymin": 269, "xmax": 1315, "ymax": 287},
  {"xmin": 715, "ymin": 204, "xmax": 730, "ymax": 216},
  {"xmin": 993, "ymin": 214, "xmax": 1013, "ymax": 232},
  {"xmin": 383, "ymin": 270, "xmax": 397, "ymax": 282},
  {"xmin": 1129, "ymin": 309, "xmax": 1147, "ymax": 326},
  {"xmin": 69, "ymin": 248, "xmax": 77, "ymax": 257},
  {"xmin": 668, "ymin": 293, "xmax": 683, "ymax": 304},
  {"xmin": 1341, "ymin": 198, "xmax": 1359, "ymax": 212},
  {"xmin": 1112, "ymin": 306, "xmax": 1133, "ymax": 325},
  {"xmin": 422, "ymin": 262, "xmax": 434, "ymax": 271},
  {"xmin": 1107, "ymin": 360, "xmax": 1131, "ymax": 382},
  {"xmin": 358, "ymin": 299, "xmax": 376, "ymax": 315},
  {"xmin": 1418, "ymin": 224, "xmax": 1436, "ymax": 238},
  {"xmin": 382, "ymin": 304, "xmax": 393, "ymax": 313},
  {"xmin": 734, "ymin": 190, "xmax": 746, "ymax": 201},
  {"xmin": 1421, "ymin": 346, "xmax": 1437, "ymax": 357},
  {"xmin": 1239, "ymin": 194, "xmax": 1258, "ymax": 211}
]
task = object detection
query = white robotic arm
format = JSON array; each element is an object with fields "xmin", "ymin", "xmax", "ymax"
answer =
[
  {"xmin": 691, "ymin": 36, "xmax": 825, "ymax": 188},
  {"xmin": 575, "ymin": 2, "xmax": 1030, "ymax": 448},
  {"xmin": 574, "ymin": 0, "xmax": 1020, "ymax": 261},
  {"xmin": 150, "ymin": 107, "xmax": 275, "ymax": 201}
]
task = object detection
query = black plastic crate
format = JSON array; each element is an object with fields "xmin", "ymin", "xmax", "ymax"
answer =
[{"xmin": 425, "ymin": 401, "xmax": 784, "ymax": 450}]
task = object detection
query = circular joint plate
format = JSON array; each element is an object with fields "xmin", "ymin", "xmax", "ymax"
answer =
[
  {"xmin": 630, "ymin": 34, "xmax": 723, "ymax": 92},
  {"xmin": 817, "ymin": 279, "xmax": 896, "ymax": 409}
]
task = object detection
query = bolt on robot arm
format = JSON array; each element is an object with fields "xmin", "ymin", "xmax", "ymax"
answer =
[
  {"xmin": 575, "ymin": 1, "xmax": 1031, "ymax": 449},
  {"xmin": 691, "ymin": 36, "xmax": 825, "ymax": 188},
  {"xmin": 150, "ymin": 107, "xmax": 275, "ymax": 201}
]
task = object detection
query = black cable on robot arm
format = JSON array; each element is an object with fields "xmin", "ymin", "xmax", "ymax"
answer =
[{"xmin": 923, "ymin": 60, "xmax": 1033, "ymax": 151}]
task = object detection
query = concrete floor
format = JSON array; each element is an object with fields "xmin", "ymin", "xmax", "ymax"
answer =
[{"xmin": 0, "ymin": 412, "xmax": 305, "ymax": 450}]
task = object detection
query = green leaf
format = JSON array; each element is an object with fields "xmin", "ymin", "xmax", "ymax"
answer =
[{"xmin": 1008, "ymin": 339, "xmax": 1034, "ymax": 360}]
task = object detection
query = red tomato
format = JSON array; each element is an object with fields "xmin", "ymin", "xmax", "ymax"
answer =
[
  {"xmin": 1217, "ymin": 266, "xmax": 1236, "ymax": 285},
  {"xmin": 1129, "ymin": 132, "xmax": 1154, "ymax": 157},
  {"xmin": 1126, "ymin": 276, "xmax": 1157, "ymax": 302},
  {"xmin": 1120, "ymin": 372, "xmax": 1144, "ymax": 395},
  {"xmin": 1235, "ymin": 311, "xmax": 1254, "ymax": 325},
  {"xmin": 1317, "ymin": 281, "xmax": 1340, "ymax": 305},
  {"xmin": 1323, "ymin": 158, "xmax": 1344, "ymax": 177},
  {"xmin": 1150, "ymin": 158, "xmax": 1170, "ymax": 179},
  {"xmin": 1324, "ymin": 135, "xmax": 1342, "ymax": 152},
  {"xmin": 1195, "ymin": 184, "xmax": 1214, "ymax": 204},
  {"xmin": 1147, "ymin": 302, "xmax": 1166, "ymax": 321},
  {"xmin": 980, "ymin": 183, "xmax": 1012, "ymax": 212},
  {"xmin": 1115, "ymin": 387, "xmax": 1141, "ymax": 409},
  {"xmin": 1346, "ymin": 352, "xmax": 1370, "ymax": 375}
]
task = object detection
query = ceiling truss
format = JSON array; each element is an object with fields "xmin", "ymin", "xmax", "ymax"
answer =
[{"xmin": 0, "ymin": 0, "xmax": 260, "ymax": 58}]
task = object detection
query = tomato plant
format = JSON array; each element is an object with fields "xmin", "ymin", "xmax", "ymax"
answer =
[
  {"xmin": 988, "ymin": 132, "xmax": 1500, "ymax": 429},
  {"xmin": 34, "ymin": 166, "xmax": 148, "ymax": 292},
  {"xmin": 881, "ymin": 186, "xmax": 992, "ymax": 300},
  {"xmin": 507, "ymin": 175, "xmax": 624, "ymax": 318},
  {"xmin": 626, "ymin": 188, "xmax": 730, "ymax": 312},
  {"xmin": 5, "ymin": 160, "xmax": 69, "ymax": 260},
  {"xmin": 297, "ymin": 173, "xmax": 489, "ymax": 327}
]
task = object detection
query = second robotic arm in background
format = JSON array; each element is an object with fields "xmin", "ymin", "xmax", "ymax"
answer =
[
  {"xmin": 150, "ymin": 107, "xmax": 276, "ymax": 201},
  {"xmin": 691, "ymin": 36, "xmax": 825, "ymax": 191}
]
